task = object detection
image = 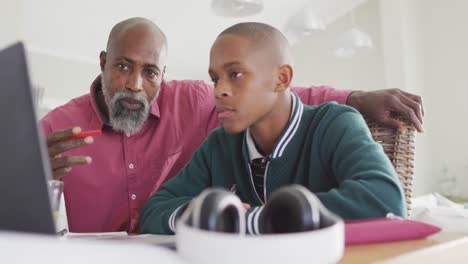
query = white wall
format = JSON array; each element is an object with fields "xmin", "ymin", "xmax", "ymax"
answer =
[
  {"xmin": 291, "ymin": 0, "xmax": 385, "ymax": 89},
  {"xmin": 0, "ymin": 0, "xmax": 97, "ymax": 112},
  {"xmin": 379, "ymin": 0, "xmax": 431, "ymax": 196},
  {"xmin": 26, "ymin": 50, "xmax": 99, "ymax": 108},
  {"xmin": 294, "ymin": 0, "xmax": 468, "ymax": 197},
  {"xmin": 379, "ymin": 0, "xmax": 468, "ymax": 197},
  {"xmin": 0, "ymin": 0, "xmax": 22, "ymax": 48},
  {"xmin": 420, "ymin": 0, "xmax": 468, "ymax": 197}
]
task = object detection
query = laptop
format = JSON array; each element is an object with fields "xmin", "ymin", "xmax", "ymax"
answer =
[{"xmin": 0, "ymin": 42, "xmax": 56, "ymax": 235}]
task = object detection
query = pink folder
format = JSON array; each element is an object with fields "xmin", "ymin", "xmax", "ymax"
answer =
[{"xmin": 345, "ymin": 218, "xmax": 441, "ymax": 245}]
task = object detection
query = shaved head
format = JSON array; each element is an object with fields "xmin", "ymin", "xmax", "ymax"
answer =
[
  {"xmin": 106, "ymin": 17, "xmax": 168, "ymax": 61},
  {"xmin": 218, "ymin": 22, "xmax": 293, "ymax": 66}
]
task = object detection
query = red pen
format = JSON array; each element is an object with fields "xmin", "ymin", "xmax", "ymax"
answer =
[{"xmin": 68, "ymin": 129, "xmax": 102, "ymax": 140}]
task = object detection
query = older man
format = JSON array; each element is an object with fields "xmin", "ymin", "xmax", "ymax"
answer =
[{"xmin": 41, "ymin": 17, "xmax": 423, "ymax": 233}]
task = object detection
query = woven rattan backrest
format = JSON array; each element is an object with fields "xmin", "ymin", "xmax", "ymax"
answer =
[{"xmin": 365, "ymin": 117, "xmax": 416, "ymax": 216}]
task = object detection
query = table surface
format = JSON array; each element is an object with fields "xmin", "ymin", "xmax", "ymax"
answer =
[
  {"xmin": 63, "ymin": 231, "xmax": 468, "ymax": 263},
  {"xmin": 341, "ymin": 232, "xmax": 467, "ymax": 263}
]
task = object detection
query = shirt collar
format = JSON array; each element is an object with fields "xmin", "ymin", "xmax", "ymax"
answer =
[
  {"xmin": 89, "ymin": 76, "xmax": 106, "ymax": 129},
  {"xmin": 244, "ymin": 92, "xmax": 304, "ymax": 160},
  {"xmin": 246, "ymin": 128, "xmax": 264, "ymax": 162},
  {"xmin": 150, "ymin": 81, "xmax": 163, "ymax": 118}
]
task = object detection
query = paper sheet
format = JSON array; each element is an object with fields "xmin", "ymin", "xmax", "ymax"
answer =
[{"xmin": 410, "ymin": 193, "xmax": 468, "ymax": 233}]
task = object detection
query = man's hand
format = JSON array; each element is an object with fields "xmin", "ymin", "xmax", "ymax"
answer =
[
  {"xmin": 47, "ymin": 127, "xmax": 94, "ymax": 180},
  {"xmin": 347, "ymin": 89, "xmax": 424, "ymax": 132}
]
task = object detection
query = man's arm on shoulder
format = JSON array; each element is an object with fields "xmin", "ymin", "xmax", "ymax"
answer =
[
  {"xmin": 316, "ymin": 107, "xmax": 406, "ymax": 219},
  {"xmin": 347, "ymin": 89, "xmax": 424, "ymax": 132},
  {"xmin": 139, "ymin": 132, "xmax": 216, "ymax": 234},
  {"xmin": 292, "ymin": 85, "xmax": 352, "ymax": 106},
  {"xmin": 293, "ymin": 85, "xmax": 424, "ymax": 132}
]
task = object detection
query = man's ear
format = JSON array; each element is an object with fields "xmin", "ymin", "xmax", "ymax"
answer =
[
  {"xmin": 99, "ymin": 51, "xmax": 107, "ymax": 72},
  {"xmin": 275, "ymin": 64, "xmax": 293, "ymax": 92}
]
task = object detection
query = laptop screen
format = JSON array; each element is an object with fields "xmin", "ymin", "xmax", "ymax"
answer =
[{"xmin": 0, "ymin": 42, "xmax": 56, "ymax": 235}]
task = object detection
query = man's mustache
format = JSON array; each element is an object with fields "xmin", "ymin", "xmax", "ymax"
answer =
[{"xmin": 112, "ymin": 92, "xmax": 148, "ymax": 108}]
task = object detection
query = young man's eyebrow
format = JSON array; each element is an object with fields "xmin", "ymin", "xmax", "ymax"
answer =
[
  {"xmin": 223, "ymin": 61, "xmax": 242, "ymax": 69},
  {"xmin": 208, "ymin": 61, "xmax": 242, "ymax": 75}
]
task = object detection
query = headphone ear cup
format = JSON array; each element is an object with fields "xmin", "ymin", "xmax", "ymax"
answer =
[
  {"xmin": 259, "ymin": 185, "xmax": 320, "ymax": 234},
  {"xmin": 190, "ymin": 189, "xmax": 245, "ymax": 234}
]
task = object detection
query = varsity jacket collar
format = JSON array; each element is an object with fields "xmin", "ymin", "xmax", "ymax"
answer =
[{"xmin": 243, "ymin": 92, "xmax": 304, "ymax": 160}]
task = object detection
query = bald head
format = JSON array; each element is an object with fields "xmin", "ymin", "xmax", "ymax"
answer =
[
  {"xmin": 106, "ymin": 17, "xmax": 167, "ymax": 60},
  {"xmin": 218, "ymin": 22, "xmax": 293, "ymax": 65}
]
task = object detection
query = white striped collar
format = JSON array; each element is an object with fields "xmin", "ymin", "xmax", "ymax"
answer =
[
  {"xmin": 244, "ymin": 93, "xmax": 304, "ymax": 160},
  {"xmin": 272, "ymin": 93, "xmax": 304, "ymax": 158}
]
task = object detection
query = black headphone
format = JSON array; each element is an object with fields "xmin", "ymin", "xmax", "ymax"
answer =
[
  {"xmin": 259, "ymin": 185, "xmax": 321, "ymax": 234},
  {"xmin": 184, "ymin": 185, "xmax": 323, "ymax": 234},
  {"xmin": 186, "ymin": 188, "xmax": 246, "ymax": 234}
]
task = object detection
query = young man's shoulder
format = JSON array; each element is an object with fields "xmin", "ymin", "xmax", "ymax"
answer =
[
  {"xmin": 303, "ymin": 101, "xmax": 360, "ymax": 120},
  {"xmin": 302, "ymin": 102, "xmax": 367, "ymax": 135}
]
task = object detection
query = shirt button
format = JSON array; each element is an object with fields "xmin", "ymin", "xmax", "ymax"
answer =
[
  {"xmin": 131, "ymin": 194, "xmax": 136, "ymax": 200},
  {"xmin": 129, "ymin": 163, "xmax": 134, "ymax": 169}
]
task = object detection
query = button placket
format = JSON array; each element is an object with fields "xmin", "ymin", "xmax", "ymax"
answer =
[{"xmin": 123, "ymin": 135, "xmax": 138, "ymax": 209}]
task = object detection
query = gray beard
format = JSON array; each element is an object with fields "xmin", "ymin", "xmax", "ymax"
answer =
[{"xmin": 101, "ymin": 80, "xmax": 153, "ymax": 136}]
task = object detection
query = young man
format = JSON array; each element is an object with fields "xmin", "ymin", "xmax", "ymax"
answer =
[
  {"xmin": 140, "ymin": 22, "xmax": 406, "ymax": 235},
  {"xmin": 42, "ymin": 18, "xmax": 418, "ymax": 233}
]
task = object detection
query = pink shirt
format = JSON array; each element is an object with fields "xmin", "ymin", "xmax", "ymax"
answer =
[{"xmin": 40, "ymin": 77, "xmax": 351, "ymax": 233}]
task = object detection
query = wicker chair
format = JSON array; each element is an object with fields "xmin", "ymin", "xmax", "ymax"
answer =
[{"xmin": 365, "ymin": 116, "xmax": 416, "ymax": 216}]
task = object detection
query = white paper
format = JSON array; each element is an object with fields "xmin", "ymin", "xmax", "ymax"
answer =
[
  {"xmin": 62, "ymin": 232, "xmax": 176, "ymax": 247},
  {"xmin": 0, "ymin": 231, "xmax": 186, "ymax": 264},
  {"xmin": 410, "ymin": 193, "xmax": 468, "ymax": 233}
]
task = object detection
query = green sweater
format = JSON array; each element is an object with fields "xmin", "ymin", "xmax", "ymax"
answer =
[{"xmin": 140, "ymin": 94, "xmax": 406, "ymax": 234}]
